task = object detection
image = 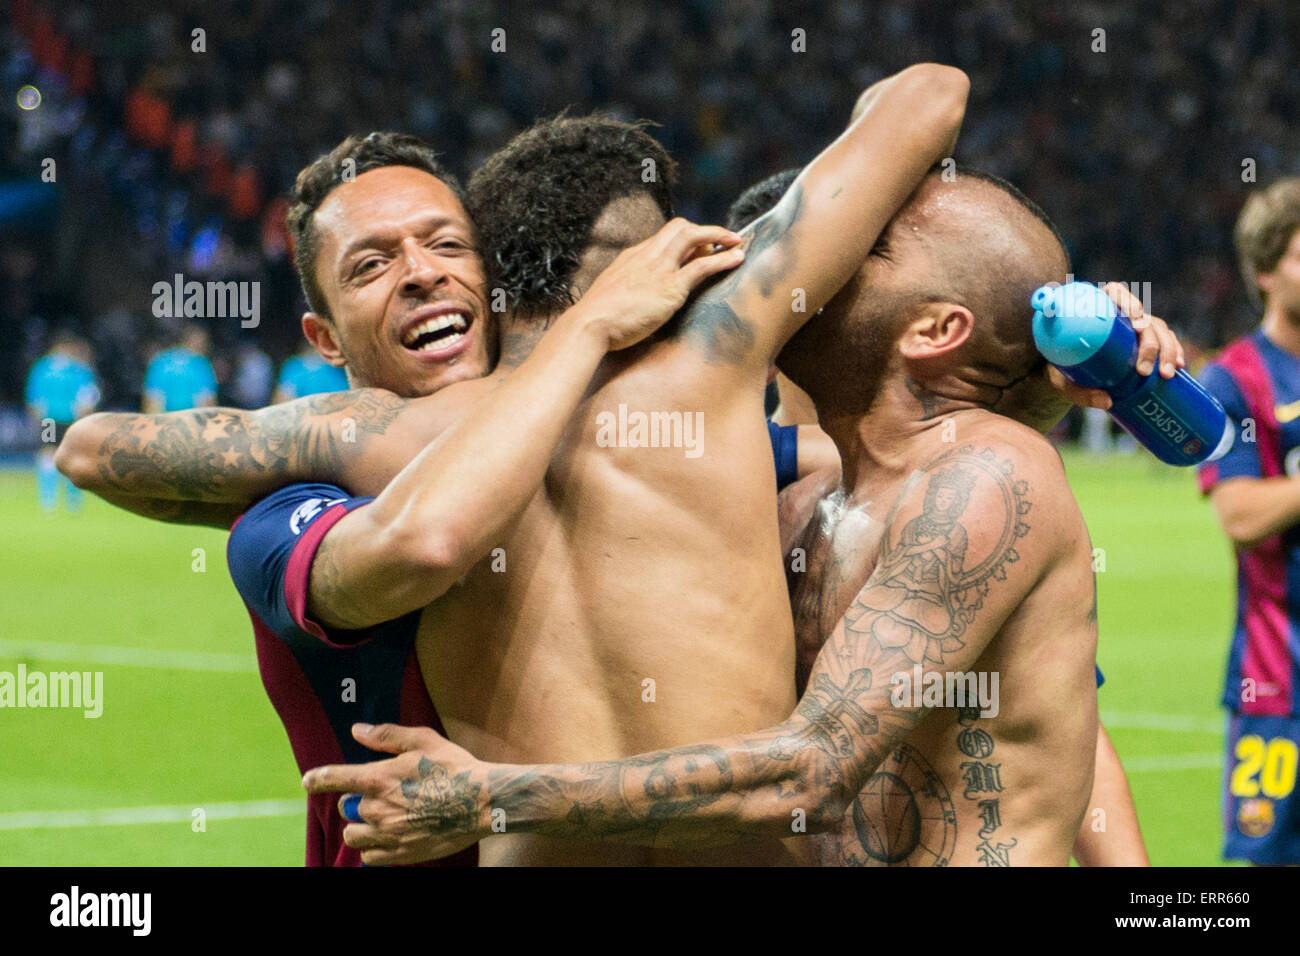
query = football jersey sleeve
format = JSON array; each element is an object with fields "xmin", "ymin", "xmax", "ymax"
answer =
[
  {"xmin": 227, "ymin": 482, "xmax": 377, "ymax": 647},
  {"xmin": 1198, "ymin": 363, "xmax": 1261, "ymax": 493}
]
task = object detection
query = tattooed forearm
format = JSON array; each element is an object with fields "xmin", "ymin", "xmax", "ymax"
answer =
[
  {"xmin": 392, "ymin": 445, "xmax": 1040, "ymax": 853},
  {"xmin": 83, "ymin": 389, "xmax": 409, "ymax": 501}
]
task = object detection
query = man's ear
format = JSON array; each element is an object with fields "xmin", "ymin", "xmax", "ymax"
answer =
[
  {"xmin": 898, "ymin": 302, "xmax": 973, "ymax": 359},
  {"xmin": 301, "ymin": 312, "xmax": 347, "ymax": 368}
]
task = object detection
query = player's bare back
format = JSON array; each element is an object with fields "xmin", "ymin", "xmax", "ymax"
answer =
[{"xmin": 417, "ymin": 335, "xmax": 802, "ymax": 866}]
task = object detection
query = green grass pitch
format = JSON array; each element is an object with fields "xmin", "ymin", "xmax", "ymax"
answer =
[{"xmin": 0, "ymin": 449, "xmax": 1238, "ymax": 866}]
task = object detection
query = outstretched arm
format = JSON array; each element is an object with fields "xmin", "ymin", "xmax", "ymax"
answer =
[
  {"xmin": 674, "ymin": 63, "xmax": 968, "ymax": 373},
  {"xmin": 55, "ymin": 388, "xmax": 431, "ymax": 527},
  {"xmin": 305, "ymin": 439, "xmax": 1076, "ymax": 864}
]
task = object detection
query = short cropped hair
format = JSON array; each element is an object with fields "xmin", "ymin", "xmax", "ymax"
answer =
[
  {"xmin": 1234, "ymin": 178, "xmax": 1300, "ymax": 310},
  {"xmin": 286, "ymin": 132, "xmax": 465, "ymax": 318},
  {"xmin": 950, "ymin": 164, "xmax": 1069, "ymax": 271},
  {"xmin": 726, "ymin": 168, "xmax": 801, "ymax": 231}
]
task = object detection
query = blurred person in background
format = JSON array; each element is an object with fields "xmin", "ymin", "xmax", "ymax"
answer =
[
  {"xmin": 25, "ymin": 329, "xmax": 100, "ymax": 513},
  {"xmin": 142, "ymin": 322, "xmax": 218, "ymax": 412},
  {"xmin": 1198, "ymin": 177, "xmax": 1300, "ymax": 865},
  {"xmin": 230, "ymin": 341, "xmax": 274, "ymax": 408},
  {"xmin": 272, "ymin": 345, "xmax": 349, "ymax": 403}
]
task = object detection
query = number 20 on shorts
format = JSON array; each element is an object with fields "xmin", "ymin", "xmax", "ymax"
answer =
[{"xmin": 1230, "ymin": 735, "xmax": 1299, "ymax": 799}]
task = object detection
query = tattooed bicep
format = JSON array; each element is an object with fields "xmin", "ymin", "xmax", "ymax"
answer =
[{"xmin": 835, "ymin": 444, "xmax": 1045, "ymax": 673}]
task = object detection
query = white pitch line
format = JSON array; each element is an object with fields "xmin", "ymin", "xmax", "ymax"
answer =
[
  {"xmin": 1121, "ymin": 753, "xmax": 1223, "ymax": 773},
  {"xmin": 1101, "ymin": 710, "xmax": 1224, "ymax": 735},
  {"xmin": 0, "ymin": 638, "xmax": 257, "ymax": 673},
  {"xmin": 0, "ymin": 799, "xmax": 303, "ymax": 831}
]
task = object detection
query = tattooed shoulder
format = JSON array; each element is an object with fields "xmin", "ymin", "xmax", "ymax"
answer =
[{"xmin": 837, "ymin": 445, "xmax": 1034, "ymax": 671}]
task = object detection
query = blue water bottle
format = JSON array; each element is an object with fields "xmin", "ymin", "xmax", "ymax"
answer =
[{"xmin": 1030, "ymin": 282, "xmax": 1233, "ymax": 466}]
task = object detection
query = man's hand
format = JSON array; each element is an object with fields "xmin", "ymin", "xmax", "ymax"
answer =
[
  {"xmin": 577, "ymin": 219, "xmax": 744, "ymax": 351},
  {"xmin": 302, "ymin": 723, "xmax": 486, "ymax": 866},
  {"xmin": 1048, "ymin": 282, "xmax": 1186, "ymax": 411}
]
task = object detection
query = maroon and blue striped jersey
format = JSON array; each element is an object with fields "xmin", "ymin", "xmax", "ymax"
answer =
[
  {"xmin": 1198, "ymin": 330, "xmax": 1300, "ymax": 718},
  {"xmin": 227, "ymin": 482, "xmax": 477, "ymax": 867}
]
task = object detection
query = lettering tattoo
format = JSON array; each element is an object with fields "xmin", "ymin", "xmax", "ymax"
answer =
[
  {"xmin": 957, "ymin": 707, "xmax": 1015, "ymax": 866},
  {"xmin": 960, "ymin": 760, "xmax": 1004, "ymax": 799},
  {"xmin": 976, "ymin": 837, "xmax": 1018, "ymax": 867},
  {"xmin": 956, "ymin": 725, "xmax": 995, "ymax": 759},
  {"xmin": 977, "ymin": 799, "xmax": 1002, "ymax": 838},
  {"xmin": 91, "ymin": 389, "xmax": 409, "ymax": 502},
  {"xmin": 389, "ymin": 446, "xmax": 1035, "ymax": 857},
  {"xmin": 676, "ymin": 184, "xmax": 804, "ymax": 365}
]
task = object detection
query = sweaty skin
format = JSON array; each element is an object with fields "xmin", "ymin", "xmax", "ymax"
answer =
[
  {"xmin": 299, "ymin": 419, "xmax": 1096, "ymax": 866},
  {"xmin": 301, "ymin": 178, "xmax": 1179, "ymax": 867},
  {"xmin": 783, "ymin": 416, "xmax": 1097, "ymax": 866},
  {"xmin": 408, "ymin": 69, "xmax": 970, "ymax": 867},
  {"xmin": 61, "ymin": 65, "xmax": 972, "ymax": 866}
]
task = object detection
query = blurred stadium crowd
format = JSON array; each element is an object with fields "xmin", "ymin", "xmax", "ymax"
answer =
[{"xmin": 2, "ymin": 0, "xmax": 1299, "ymax": 445}]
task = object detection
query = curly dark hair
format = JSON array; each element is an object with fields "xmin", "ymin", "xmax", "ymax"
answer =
[
  {"xmin": 467, "ymin": 113, "xmax": 677, "ymax": 318},
  {"xmin": 726, "ymin": 167, "xmax": 802, "ymax": 231},
  {"xmin": 286, "ymin": 132, "xmax": 465, "ymax": 319}
]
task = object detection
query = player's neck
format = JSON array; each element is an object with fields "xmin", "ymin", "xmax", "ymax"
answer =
[
  {"xmin": 819, "ymin": 373, "xmax": 982, "ymax": 495},
  {"xmin": 496, "ymin": 315, "xmax": 554, "ymax": 369},
  {"xmin": 1261, "ymin": 306, "xmax": 1300, "ymax": 359}
]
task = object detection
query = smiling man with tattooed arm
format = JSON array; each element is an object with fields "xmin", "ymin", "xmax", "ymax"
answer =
[
  {"xmin": 56, "ymin": 64, "xmax": 972, "ymax": 866},
  {"xmin": 54, "ymin": 130, "xmax": 747, "ymax": 866},
  {"xmin": 305, "ymin": 169, "xmax": 1170, "ymax": 867}
]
